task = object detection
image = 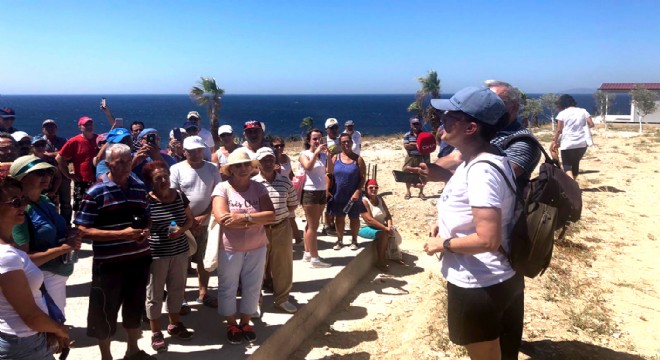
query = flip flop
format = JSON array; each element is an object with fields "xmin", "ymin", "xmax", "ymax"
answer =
[
  {"xmin": 404, "ymin": 194, "xmax": 411, "ymax": 200},
  {"xmin": 419, "ymin": 193, "xmax": 427, "ymax": 200}
]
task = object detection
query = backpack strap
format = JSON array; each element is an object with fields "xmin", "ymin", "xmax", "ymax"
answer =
[{"xmin": 496, "ymin": 133, "xmax": 559, "ymax": 168}]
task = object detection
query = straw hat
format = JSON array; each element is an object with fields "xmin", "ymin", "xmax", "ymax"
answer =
[
  {"xmin": 220, "ymin": 150, "xmax": 259, "ymax": 177},
  {"xmin": 9, "ymin": 155, "xmax": 55, "ymax": 181}
]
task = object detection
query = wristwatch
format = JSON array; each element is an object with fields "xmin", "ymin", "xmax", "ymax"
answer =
[{"xmin": 443, "ymin": 237, "xmax": 455, "ymax": 253}]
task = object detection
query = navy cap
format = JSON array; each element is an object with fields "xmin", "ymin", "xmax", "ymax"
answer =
[
  {"xmin": 0, "ymin": 108, "xmax": 16, "ymax": 119},
  {"xmin": 431, "ymin": 87, "xmax": 506, "ymax": 126},
  {"xmin": 182, "ymin": 121, "xmax": 199, "ymax": 130}
]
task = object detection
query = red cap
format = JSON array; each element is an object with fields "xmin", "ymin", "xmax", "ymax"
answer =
[
  {"xmin": 366, "ymin": 179, "xmax": 378, "ymax": 187},
  {"xmin": 78, "ymin": 116, "xmax": 93, "ymax": 126},
  {"xmin": 416, "ymin": 132, "xmax": 437, "ymax": 155},
  {"xmin": 244, "ymin": 120, "xmax": 262, "ymax": 129}
]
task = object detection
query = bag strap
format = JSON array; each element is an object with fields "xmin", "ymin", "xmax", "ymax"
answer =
[{"xmin": 496, "ymin": 132, "xmax": 559, "ymax": 168}]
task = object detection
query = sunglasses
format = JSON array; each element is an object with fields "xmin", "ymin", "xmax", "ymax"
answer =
[
  {"xmin": 328, "ymin": 126, "xmax": 339, "ymax": 130},
  {"xmin": 273, "ymin": 144, "xmax": 284, "ymax": 149},
  {"xmin": 368, "ymin": 186, "xmax": 379, "ymax": 190},
  {"xmin": 220, "ymin": 133, "xmax": 233, "ymax": 137},
  {"xmin": 32, "ymin": 169, "xmax": 53, "ymax": 177},
  {"xmin": 231, "ymin": 162, "xmax": 252, "ymax": 168},
  {"xmin": 2, "ymin": 196, "xmax": 29, "ymax": 209}
]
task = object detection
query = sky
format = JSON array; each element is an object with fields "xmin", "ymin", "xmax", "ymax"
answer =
[{"xmin": 2, "ymin": 0, "xmax": 660, "ymax": 95}]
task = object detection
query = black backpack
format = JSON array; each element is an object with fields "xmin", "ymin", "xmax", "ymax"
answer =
[{"xmin": 476, "ymin": 135, "xmax": 582, "ymax": 278}]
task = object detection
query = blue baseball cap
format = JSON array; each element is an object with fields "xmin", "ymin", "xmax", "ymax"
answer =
[
  {"xmin": 431, "ymin": 87, "xmax": 506, "ymax": 126},
  {"xmin": 138, "ymin": 128, "xmax": 158, "ymax": 139},
  {"xmin": 107, "ymin": 127, "xmax": 131, "ymax": 143}
]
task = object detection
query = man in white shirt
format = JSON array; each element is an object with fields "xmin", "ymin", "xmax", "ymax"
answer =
[
  {"xmin": 170, "ymin": 136, "xmax": 223, "ymax": 308},
  {"xmin": 343, "ymin": 120, "xmax": 362, "ymax": 155},
  {"xmin": 186, "ymin": 111, "xmax": 215, "ymax": 149}
]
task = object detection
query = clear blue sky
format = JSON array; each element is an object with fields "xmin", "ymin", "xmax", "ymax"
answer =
[{"xmin": 2, "ymin": 0, "xmax": 659, "ymax": 95}]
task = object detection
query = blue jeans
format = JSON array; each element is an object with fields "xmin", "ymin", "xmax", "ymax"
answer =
[
  {"xmin": 217, "ymin": 246, "xmax": 267, "ymax": 317},
  {"xmin": 0, "ymin": 332, "xmax": 54, "ymax": 360}
]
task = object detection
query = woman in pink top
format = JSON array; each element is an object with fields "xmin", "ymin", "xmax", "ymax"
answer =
[{"xmin": 212, "ymin": 150, "xmax": 274, "ymax": 345}]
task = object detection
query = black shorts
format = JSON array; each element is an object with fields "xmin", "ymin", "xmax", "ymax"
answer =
[
  {"xmin": 87, "ymin": 256, "xmax": 151, "ymax": 339},
  {"xmin": 560, "ymin": 147, "xmax": 587, "ymax": 174},
  {"xmin": 301, "ymin": 190, "xmax": 327, "ymax": 206},
  {"xmin": 447, "ymin": 273, "xmax": 524, "ymax": 347}
]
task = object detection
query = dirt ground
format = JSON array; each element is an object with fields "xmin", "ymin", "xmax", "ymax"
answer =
[{"xmin": 289, "ymin": 125, "xmax": 660, "ymax": 360}]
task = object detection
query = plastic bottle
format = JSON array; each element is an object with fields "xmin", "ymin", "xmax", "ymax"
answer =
[
  {"xmin": 61, "ymin": 228, "xmax": 78, "ymax": 264},
  {"xmin": 343, "ymin": 200, "xmax": 355, "ymax": 214},
  {"xmin": 168, "ymin": 221, "xmax": 178, "ymax": 236}
]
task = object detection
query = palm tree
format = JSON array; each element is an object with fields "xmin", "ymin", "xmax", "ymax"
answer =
[
  {"xmin": 408, "ymin": 70, "xmax": 441, "ymax": 133},
  {"xmin": 190, "ymin": 76, "xmax": 225, "ymax": 148},
  {"xmin": 299, "ymin": 116, "xmax": 314, "ymax": 140}
]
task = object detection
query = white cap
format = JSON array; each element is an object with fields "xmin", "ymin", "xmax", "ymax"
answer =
[
  {"xmin": 168, "ymin": 128, "xmax": 187, "ymax": 139},
  {"xmin": 218, "ymin": 125, "xmax": 233, "ymax": 135},
  {"xmin": 325, "ymin": 118, "xmax": 339, "ymax": 128},
  {"xmin": 256, "ymin": 147, "xmax": 275, "ymax": 160},
  {"xmin": 183, "ymin": 136, "xmax": 206, "ymax": 150},
  {"xmin": 187, "ymin": 111, "xmax": 201, "ymax": 120},
  {"xmin": 11, "ymin": 131, "xmax": 31, "ymax": 142}
]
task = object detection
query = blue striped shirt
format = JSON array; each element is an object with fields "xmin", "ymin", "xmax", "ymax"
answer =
[{"xmin": 74, "ymin": 173, "xmax": 151, "ymax": 263}]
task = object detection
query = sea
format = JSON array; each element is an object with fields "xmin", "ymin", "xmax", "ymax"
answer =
[{"xmin": 0, "ymin": 93, "xmax": 633, "ymax": 144}]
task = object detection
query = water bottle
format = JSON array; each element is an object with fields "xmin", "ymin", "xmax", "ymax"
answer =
[
  {"xmin": 343, "ymin": 200, "xmax": 355, "ymax": 214},
  {"xmin": 168, "ymin": 221, "xmax": 178, "ymax": 237},
  {"xmin": 61, "ymin": 229, "xmax": 78, "ymax": 264}
]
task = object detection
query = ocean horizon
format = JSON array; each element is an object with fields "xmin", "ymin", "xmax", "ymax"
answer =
[{"xmin": 0, "ymin": 93, "xmax": 632, "ymax": 143}]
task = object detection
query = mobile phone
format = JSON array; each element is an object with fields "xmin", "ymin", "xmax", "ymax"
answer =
[
  {"xmin": 392, "ymin": 170, "xmax": 423, "ymax": 184},
  {"xmin": 172, "ymin": 128, "xmax": 183, "ymax": 142},
  {"xmin": 114, "ymin": 117, "xmax": 123, "ymax": 128},
  {"xmin": 101, "ymin": 97, "xmax": 106, "ymax": 108},
  {"xmin": 146, "ymin": 133, "xmax": 156, "ymax": 146}
]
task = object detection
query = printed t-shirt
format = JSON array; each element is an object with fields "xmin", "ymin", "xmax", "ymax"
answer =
[
  {"xmin": 0, "ymin": 244, "xmax": 47, "ymax": 337},
  {"xmin": 212, "ymin": 181, "xmax": 269, "ymax": 252},
  {"xmin": 59, "ymin": 133, "xmax": 98, "ymax": 182}
]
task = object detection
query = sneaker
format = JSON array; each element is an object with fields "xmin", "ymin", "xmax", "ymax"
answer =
[
  {"xmin": 151, "ymin": 332, "xmax": 167, "ymax": 352},
  {"xmin": 310, "ymin": 257, "xmax": 331, "ymax": 268},
  {"xmin": 333, "ymin": 241, "xmax": 342, "ymax": 250},
  {"xmin": 226, "ymin": 324, "xmax": 243, "ymax": 345},
  {"xmin": 167, "ymin": 322, "xmax": 193, "ymax": 340},
  {"xmin": 275, "ymin": 301, "xmax": 298, "ymax": 314},
  {"xmin": 179, "ymin": 301, "xmax": 191, "ymax": 316},
  {"xmin": 241, "ymin": 323, "xmax": 257, "ymax": 343},
  {"xmin": 302, "ymin": 252, "xmax": 311, "ymax": 262},
  {"xmin": 349, "ymin": 241, "xmax": 359, "ymax": 251}
]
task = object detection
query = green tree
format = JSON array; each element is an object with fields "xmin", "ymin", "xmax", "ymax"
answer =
[
  {"xmin": 521, "ymin": 98, "xmax": 543, "ymax": 128},
  {"xmin": 408, "ymin": 70, "xmax": 441, "ymax": 133},
  {"xmin": 299, "ymin": 116, "xmax": 314, "ymax": 140},
  {"xmin": 593, "ymin": 90, "xmax": 616, "ymax": 130},
  {"xmin": 190, "ymin": 76, "xmax": 225, "ymax": 148},
  {"xmin": 540, "ymin": 93, "xmax": 559, "ymax": 130},
  {"xmin": 631, "ymin": 87, "xmax": 659, "ymax": 133}
]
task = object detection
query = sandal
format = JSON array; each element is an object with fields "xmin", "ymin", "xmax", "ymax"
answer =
[
  {"xmin": 419, "ymin": 193, "xmax": 427, "ymax": 200},
  {"xmin": 404, "ymin": 193, "xmax": 411, "ymax": 200},
  {"xmin": 197, "ymin": 295, "xmax": 218, "ymax": 308}
]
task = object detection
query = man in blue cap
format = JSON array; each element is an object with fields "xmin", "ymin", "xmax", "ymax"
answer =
[
  {"xmin": 94, "ymin": 128, "xmax": 135, "ymax": 180},
  {"xmin": 131, "ymin": 128, "xmax": 176, "ymax": 183},
  {"xmin": 0, "ymin": 107, "xmax": 18, "ymax": 134}
]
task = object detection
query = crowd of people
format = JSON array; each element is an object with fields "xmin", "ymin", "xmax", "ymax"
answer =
[{"xmin": 0, "ymin": 80, "xmax": 592, "ymax": 359}]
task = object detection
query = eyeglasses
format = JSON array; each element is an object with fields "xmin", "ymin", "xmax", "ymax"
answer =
[
  {"xmin": 31, "ymin": 169, "xmax": 53, "ymax": 177},
  {"xmin": 273, "ymin": 144, "xmax": 284, "ymax": 149},
  {"xmin": 2, "ymin": 196, "xmax": 28, "ymax": 209},
  {"xmin": 440, "ymin": 111, "xmax": 467, "ymax": 125}
]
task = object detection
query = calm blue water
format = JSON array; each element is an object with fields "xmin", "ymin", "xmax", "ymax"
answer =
[{"xmin": 0, "ymin": 93, "xmax": 632, "ymax": 142}]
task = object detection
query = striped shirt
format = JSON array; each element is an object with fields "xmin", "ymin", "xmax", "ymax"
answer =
[
  {"xmin": 403, "ymin": 131, "xmax": 422, "ymax": 156},
  {"xmin": 147, "ymin": 191, "xmax": 190, "ymax": 259},
  {"xmin": 491, "ymin": 121, "xmax": 542, "ymax": 188},
  {"xmin": 253, "ymin": 172, "xmax": 297, "ymax": 224},
  {"xmin": 74, "ymin": 173, "xmax": 151, "ymax": 263}
]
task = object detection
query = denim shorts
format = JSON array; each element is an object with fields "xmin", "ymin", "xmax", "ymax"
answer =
[{"xmin": 0, "ymin": 331, "xmax": 53, "ymax": 360}]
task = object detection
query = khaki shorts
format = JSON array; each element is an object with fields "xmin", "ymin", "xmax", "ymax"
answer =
[{"xmin": 190, "ymin": 226, "xmax": 209, "ymax": 265}]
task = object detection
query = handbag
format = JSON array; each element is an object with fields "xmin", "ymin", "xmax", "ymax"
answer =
[
  {"xmin": 203, "ymin": 216, "xmax": 221, "ymax": 272},
  {"xmin": 184, "ymin": 230, "xmax": 197, "ymax": 257}
]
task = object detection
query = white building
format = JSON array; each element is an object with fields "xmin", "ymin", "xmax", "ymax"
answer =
[{"xmin": 598, "ymin": 83, "xmax": 660, "ymax": 124}]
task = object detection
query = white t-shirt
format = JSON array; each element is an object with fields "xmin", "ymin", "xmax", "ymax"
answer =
[
  {"xmin": 556, "ymin": 107, "xmax": 591, "ymax": 150},
  {"xmin": 301, "ymin": 149, "xmax": 327, "ymax": 191},
  {"xmin": 349, "ymin": 130, "xmax": 362, "ymax": 155},
  {"xmin": 0, "ymin": 244, "xmax": 47, "ymax": 337},
  {"xmin": 437, "ymin": 153, "xmax": 517, "ymax": 288},
  {"xmin": 170, "ymin": 161, "xmax": 223, "ymax": 223},
  {"xmin": 215, "ymin": 145, "xmax": 243, "ymax": 167},
  {"xmin": 198, "ymin": 128, "xmax": 215, "ymax": 148}
]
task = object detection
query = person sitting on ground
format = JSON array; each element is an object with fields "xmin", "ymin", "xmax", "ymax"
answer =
[
  {"xmin": 402, "ymin": 117, "xmax": 429, "ymax": 200},
  {"xmin": 327, "ymin": 133, "xmax": 366, "ymax": 251},
  {"xmin": 0, "ymin": 176, "xmax": 71, "ymax": 360},
  {"xmin": 211, "ymin": 125, "xmax": 242, "ymax": 167},
  {"xmin": 359, "ymin": 179, "xmax": 404, "ymax": 273},
  {"xmin": 142, "ymin": 161, "xmax": 195, "ymax": 353},
  {"xmin": 213, "ymin": 151, "xmax": 275, "ymax": 345},
  {"xmin": 10, "ymin": 155, "xmax": 80, "ymax": 315}
]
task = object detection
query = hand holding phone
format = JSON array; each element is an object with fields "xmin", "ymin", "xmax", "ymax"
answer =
[
  {"xmin": 146, "ymin": 133, "xmax": 157, "ymax": 146},
  {"xmin": 100, "ymin": 98, "xmax": 107, "ymax": 109},
  {"xmin": 172, "ymin": 128, "xmax": 183, "ymax": 142}
]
